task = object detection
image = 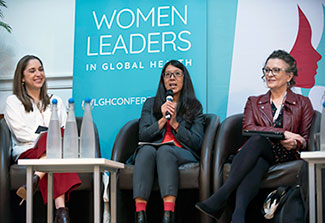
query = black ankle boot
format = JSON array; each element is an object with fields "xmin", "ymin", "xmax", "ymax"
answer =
[
  {"xmin": 161, "ymin": 211, "xmax": 175, "ymax": 223},
  {"xmin": 135, "ymin": 210, "xmax": 147, "ymax": 223},
  {"xmin": 195, "ymin": 202, "xmax": 224, "ymax": 220},
  {"xmin": 16, "ymin": 174, "xmax": 40, "ymax": 205},
  {"xmin": 54, "ymin": 207, "xmax": 70, "ymax": 223}
]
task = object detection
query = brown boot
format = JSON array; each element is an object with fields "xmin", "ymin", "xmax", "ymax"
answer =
[
  {"xmin": 16, "ymin": 174, "xmax": 40, "ymax": 205},
  {"xmin": 54, "ymin": 207, "xmax": 70, "ymax": 223}
]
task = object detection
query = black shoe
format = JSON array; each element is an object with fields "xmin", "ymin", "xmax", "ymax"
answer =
[
  {"xmin": 195, "ymin": 202, "xmax": 224, "ymax": 220},
  {"xmin": 54, "ymin": 207, "xmax": 70, "ymax": 223},
  {"xmin": 135, "ymin": 210, "xmax": 147, "ymax": 223},
  {"xmin": 161, "ymin": 211, "xmax": 175, "ymax": 223},
  {"xmin": 16, "ymin": 174, "xmax": 40, "ymax": 205}
]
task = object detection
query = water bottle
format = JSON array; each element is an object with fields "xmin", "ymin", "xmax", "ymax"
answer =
[
  {"xmin": 80, "ymin": 98, "xmax": 96, "ymax": 158},
  {"xmin": 46, "ymin": 99, "xmax": 62, "ymax": 158},
  {"xmin": 320, "ymin": 101, "xmax": 325, "ymax": 151},
  {"xmin": 63, "ymin": 98, "xmax": 79, "ymax": 158}
]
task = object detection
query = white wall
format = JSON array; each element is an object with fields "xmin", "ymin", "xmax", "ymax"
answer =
[{"xmin": 0, "ymin": 0, "xmax": 75, "ymax": 113}]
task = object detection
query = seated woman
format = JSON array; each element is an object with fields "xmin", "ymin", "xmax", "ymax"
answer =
[
  {"xmin": 4, "ymin": 55, "xmax": 81, "ymax": 223},
  {"xmin": 131, "ymin": 60, "xmax": 205, "ymax": 223},
  {"xmin": 196, "ymin": 50, "xmax": 314, "ymax": 223}
]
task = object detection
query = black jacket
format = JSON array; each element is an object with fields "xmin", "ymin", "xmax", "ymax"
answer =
[{"xmin": 137, "ymin": 97, "xmax": 205, "ymax": 159}]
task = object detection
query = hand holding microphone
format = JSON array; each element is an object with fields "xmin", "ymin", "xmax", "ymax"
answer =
[{"xmin": 165, "ymin": 89, "xmax": 174, "ymax": 120}]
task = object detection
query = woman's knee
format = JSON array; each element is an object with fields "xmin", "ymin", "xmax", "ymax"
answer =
[
  {"xmin": 156, "ymin": 146, "xmax": 178, "ymax": 168},
  {"xmin": 249, "ymin": 135, "xmax": 268, "ymax": 144},
  {"xmin": 244, "ymin": 135, "xmax": 272, "ymax": 151},
  {"xmin": 156, "ymin": 145, "xmax": 176, "ymax": 158},
  {"xmin": 238, "ymin": 135, "xmax": 274, "ymax": 163},
  {"xmin": 135, "ymin": 146, "xmax": 157, "ymax": 163}
]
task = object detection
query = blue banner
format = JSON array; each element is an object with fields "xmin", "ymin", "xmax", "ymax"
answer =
[{"xmin": 73, "ymin": 0, "xmax": 207, "ymax": 158}]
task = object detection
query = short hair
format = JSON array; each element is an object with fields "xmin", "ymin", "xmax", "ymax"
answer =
[{"xmin": 264, "ymin": 49, "xmax": 298, "ymax": 88}]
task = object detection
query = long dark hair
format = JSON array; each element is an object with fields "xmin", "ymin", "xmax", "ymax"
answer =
[
  {"xmin": 13, "ymin": 55, "xmax": 50, "ymax": 112},
  {"xmin": 264, "ymin": 50, "xmax": 298, "ymax": 88},
  {"xmin": 153, "ymin": 60, "xmax": 202, "ymax": 122}
]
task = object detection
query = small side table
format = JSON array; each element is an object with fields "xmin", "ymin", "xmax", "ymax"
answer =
[
  {"xmin": 301, "ymin": 151, "xmax": 325, "ymax": 223},
  {"xmin": 18, "ymin": 158, "xmax": 124, "ymax": 223}
]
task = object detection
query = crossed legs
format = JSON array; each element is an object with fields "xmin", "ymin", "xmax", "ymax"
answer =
[{"xmin": 196, "ymin": 135, "xmax": 275, "ymax": 222}]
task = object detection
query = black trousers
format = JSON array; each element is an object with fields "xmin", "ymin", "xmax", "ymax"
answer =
[
  {"xmin": 133, "ymin": 144, "xmax": 197, "ymax": 200},
  {"xmin": 230, "ymin": 135, "xmax": 276, "ymax": 222},
  {"xmin": 202, "ymin": 135, "xmax": 277, "ymax": 223}
]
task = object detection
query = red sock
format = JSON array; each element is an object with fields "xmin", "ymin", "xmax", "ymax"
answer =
[
  {"xmin": 164, "ymin": 202, "xmax": 175, "ymax": 212},
  {"xmin": 136, "ymin": 202, "xmax": 147, "ymax": 212}
]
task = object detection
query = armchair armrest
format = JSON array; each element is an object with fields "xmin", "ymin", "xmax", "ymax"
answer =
[
  {"xmin": 111, "ymin": 119, "xmax": 139, "ymax": 162},
  {"xmin": 199, "ymin": 114, "xmax": 220, "ymax": 201},
  {"xmin": 213, "ymin": 114, "xmax": 245, "ymax": 190},
  {"xmin": 308, "ymin": 110, "xmax": 321, "ymax": 152},
  {"xmin": 0, "ymin": 118, "xmax": 11, "ymax": 222}
]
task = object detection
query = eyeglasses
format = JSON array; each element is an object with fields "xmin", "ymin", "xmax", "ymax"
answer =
[
  {"xmin": 164, "ymin": 71, "xmax": 184, "ymax": 79},
  {"xmin": 262, "ymin": 67, "xmax": 290, "ymax": 76}
]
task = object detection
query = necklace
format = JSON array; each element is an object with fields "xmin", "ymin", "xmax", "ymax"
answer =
[{"xmin": 270, "ymin": 92, "xmax": 287, "ymax": 123}]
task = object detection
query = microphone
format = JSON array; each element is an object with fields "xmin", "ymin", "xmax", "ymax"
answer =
[{"xmin": 165, "ymin": 89, "xmax": 174, "ymax": 120}]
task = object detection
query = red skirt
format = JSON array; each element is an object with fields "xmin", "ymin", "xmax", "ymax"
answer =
[{"xmin": 19, "ymin": 131, "xmax": 82, "ymax": 204}]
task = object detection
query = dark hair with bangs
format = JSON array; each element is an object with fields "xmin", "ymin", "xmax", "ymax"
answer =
[{"xmin": 153, "ymin": 60, "xmax": 202, "ymax": 122}]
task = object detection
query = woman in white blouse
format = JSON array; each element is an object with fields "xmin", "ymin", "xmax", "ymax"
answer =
[{"xmin": 5, "ymin": 55, "xmax": 80, "ymax": 223}]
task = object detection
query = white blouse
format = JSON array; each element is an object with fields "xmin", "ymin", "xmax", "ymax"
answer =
[{"xmin": 4, "ymin": 95, "xmax": 67, "ymax": 161}]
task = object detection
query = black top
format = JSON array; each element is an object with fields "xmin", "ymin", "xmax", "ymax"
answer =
[{"xmin": 270, "ymin": 102, "xmax": 299, "ymax": 163}]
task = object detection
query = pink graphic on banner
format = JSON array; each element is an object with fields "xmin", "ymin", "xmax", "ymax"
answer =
[{"xmin": 290, "ymin": 5, "xmax": 322, "ymax": 88}]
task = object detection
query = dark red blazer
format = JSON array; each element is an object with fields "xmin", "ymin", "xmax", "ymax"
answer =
[{"xmin": 242, "ymin": 89, "xmax": 314, "ymax": 151}]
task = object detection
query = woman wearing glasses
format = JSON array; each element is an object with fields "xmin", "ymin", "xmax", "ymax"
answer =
[
  {"xmin": 130, "ymin": 60, "xmax": 205, "ymax": 223},
  {"xmin": 196, "ymin": 50, "xmax": 314, "ymax": 222}
]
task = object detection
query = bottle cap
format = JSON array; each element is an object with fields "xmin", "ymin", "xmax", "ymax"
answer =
[
  {"xmin": 52, "ymin": 99, "xmax": 58, "ymax": 104},
  {"xmin": 84, "ymin": 97, "xmax": 91, "ymax": 103},
  {"xmin": 68, "ymin": 98, "xmax": 75, "ymax": 104}
]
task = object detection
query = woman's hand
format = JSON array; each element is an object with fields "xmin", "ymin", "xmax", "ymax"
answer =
[
  {"xmin": 281, "ymin": 131, "xmax": 306, "ymax": 150},
  {"xmin": 161, "ymin": 101, "xmax": 177, "ymax": 119},
  {"xmin": 159, "ymin": 101, "xmax": 177, "ymax": 130},
  {"xmin": 169, "ymin": 108, "xmax": 179, "ymax": 132},
  {"xmin": 160, "ymin": 101, "xmax": 179, "ymax": 131}
]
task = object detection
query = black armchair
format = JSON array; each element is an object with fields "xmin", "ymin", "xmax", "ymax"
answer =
[
  {"xmin": 212, "ymin": 111, "xmax": 321, "ymax": 222},
  {"xmin": 111, "ymin": 114, "xmax": 220, "ymax": 223},
  {"xmin": 0, "ymin": 117, "xmax": 101, "ymax": 223}
]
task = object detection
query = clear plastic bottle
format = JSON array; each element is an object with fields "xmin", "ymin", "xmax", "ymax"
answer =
[
  {"xmin": 320, "ymin": 101, "xmax": 325, "ymax": 151},
  {"xmin": 46, "ymin": 98, "xmax": 62, "ymax": 158},
  {"xmin": 80, "ymin": 98, "xmax": 96, "ymax": 158},
  {"xmin": 63, "ymin": 98, "xmax": 79, "ymax": 158}
]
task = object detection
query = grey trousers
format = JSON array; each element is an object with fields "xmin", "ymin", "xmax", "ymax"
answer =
[{"xmin": 133, "ymin": 144, "xmax": 198, "ymax": 200}]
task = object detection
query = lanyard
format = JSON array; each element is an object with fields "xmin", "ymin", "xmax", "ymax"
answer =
[{"xmin": 270, "ymin": 92, "xmax": 287, "ymax": 123}]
